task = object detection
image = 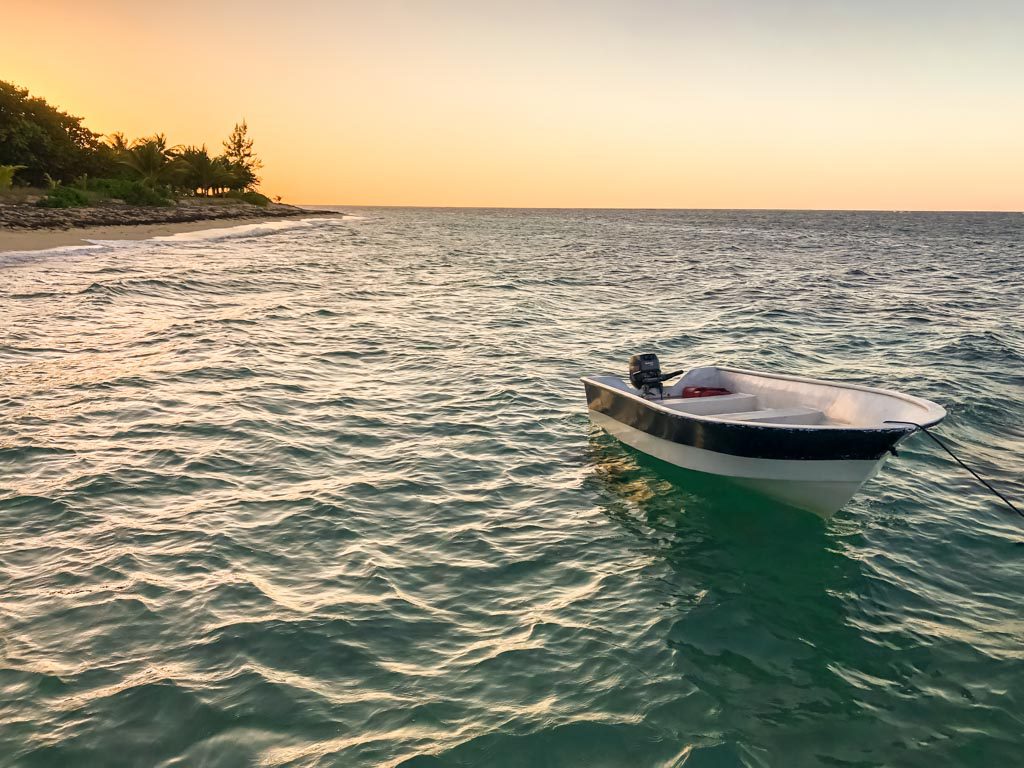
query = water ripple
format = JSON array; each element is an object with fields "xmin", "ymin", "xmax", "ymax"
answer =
[{"xmin": 1, "ymin": 210, "xmax": 1022, "ymax": 766}]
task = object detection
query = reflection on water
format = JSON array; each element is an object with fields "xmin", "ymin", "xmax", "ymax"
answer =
[
  {"xmin": 586, "ymin": 424, "xmax": 855, "ymax": 652},
  {"xmin": 586, "ymin": 424, "xmax": 1022, "ymax": 768},
  {"xmin": 2, "ymin": 209, "xmax": 1022, "ymax": 766}
]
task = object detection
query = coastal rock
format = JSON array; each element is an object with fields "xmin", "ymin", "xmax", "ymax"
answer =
[{"xmin": 0, "ymin": 200, "xmax": 332, "ymax": 231}]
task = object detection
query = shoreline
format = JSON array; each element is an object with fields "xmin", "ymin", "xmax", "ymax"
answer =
[
  {"xmin": 0, "ymin": 215, "xmax": 324, "ymax": 254},
  {"xmin": 0, "ymin": 201, "xmax": 338, "ymax": 255}
]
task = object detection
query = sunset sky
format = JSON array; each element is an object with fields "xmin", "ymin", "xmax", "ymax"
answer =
[{"xmin": 5, "ymin": 0, "xmax": 1023, "ymax": 209}]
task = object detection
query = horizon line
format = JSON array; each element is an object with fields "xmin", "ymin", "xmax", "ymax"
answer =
[{"xmin": 295, "ymin": 204, "xmax": 1024, "ymax": 214}]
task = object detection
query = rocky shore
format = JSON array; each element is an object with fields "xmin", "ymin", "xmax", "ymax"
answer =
[{"xmin": 0, "ymin": 199, "xmax": 331, "ymax": 231}]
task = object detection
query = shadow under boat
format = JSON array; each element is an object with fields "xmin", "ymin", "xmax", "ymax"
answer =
[
  {"xmin": 584, "ymin": 423, "xmax": 823, "ymax": 533},
  {"xmin": 583, "ymin": 428, "xmax": 892, "ymax": 762},
  {"xmin": 582, "ymin": 358, "xmax": 945, "ymax": 518}
]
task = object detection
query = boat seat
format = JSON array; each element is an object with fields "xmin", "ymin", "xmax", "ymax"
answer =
[
  {"xmin": 712, "ymin": 406, "xmax": 825, "ymax": 425},
  {"xmin": 658, "ymin": 393, "xmax": 758, "ymax": 416}
]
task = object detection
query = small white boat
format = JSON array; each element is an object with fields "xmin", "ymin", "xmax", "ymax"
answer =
[{"xmin": 582, "ymin": 355, "xmax": 946, "ymax": 518}]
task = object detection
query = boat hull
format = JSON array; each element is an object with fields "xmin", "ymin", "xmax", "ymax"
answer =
[
  {"xmin": 588, "ymin": 410, "xmax": 886, "ymax": 518},
  {"xmin": 583, "ymin": 378, "xmax": 907, "ymax": 462}
]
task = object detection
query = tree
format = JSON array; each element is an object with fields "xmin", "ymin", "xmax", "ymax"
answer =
[
  {"xmin": 0, "ymin": 80, "xmax": 104, "ymax": 185},
  {"xmin": 217, "ymin": 158, "xmax": 244, "ymax": 195},
  {"xmin": 0, "ymin": 164, "xmax": 25, "ymax": 190},
  {"xmin": 178, "ymin": 145, "xmax": 215, "ymax": 196},
  {"xmin": 106, "ymin": 132, "xmax": 130, "ymax": 153},
  {"xmin": 0, "ymin": 82, "xmax": 279, "ymax": 199},
  {"xmin": 222, "ymin": 120, "xmax": 261, "ymax": 190},
  {"xmin": 119, "ymin": 135, "xmax": 184, "ymax": 187},
  {"xmin": 89, "ymin": 132, "xmax": 132, "ymax": 180},
  {"xmin": 178, "ymin": 145, "xmax": 242, "ymax": 196}
]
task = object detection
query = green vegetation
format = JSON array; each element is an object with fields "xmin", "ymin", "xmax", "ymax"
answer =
[
  {"xmin": 35, "ymin": 185, "xmax": 90, "ymax": 208},
  {"xmin": 0, "ymin": 164, "xmax": 25, "ymax": 190},
  {"xmin": 222, "ymin": 121, "xmax": 262, "ymax": 190},
  {"xmin": 225, "ymin": 190, "xmax": 272, "ymax": 207},
  {"xmin": 0, "ymin": 81, "xmax": 270, "ymax": 207},
  {"xmin": 84, "ymin": 178, "xmax": 174, "ymax": 206}
]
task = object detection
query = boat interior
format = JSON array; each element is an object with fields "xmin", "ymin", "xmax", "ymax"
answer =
[
  {"xmin": 659, "ymin": 391, "xmax": 830, "ymax": 425},
  {"xmin": 593, "ymin": 366, "xmax": 945, "ymax": 429}
]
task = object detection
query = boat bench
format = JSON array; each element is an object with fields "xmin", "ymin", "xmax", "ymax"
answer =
[
  {"xmin": 659, "ymin": 393, "xmax": 825, "ymax": 425},
  {"xmin": 658, "ymin": 393, "xmax": 758, "ymax": 415},
  {"xmin": 712, "ymin": 406, "xmax": 825, "ymax": 425}
]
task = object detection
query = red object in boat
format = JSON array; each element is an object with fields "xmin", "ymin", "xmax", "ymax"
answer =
[{"xmin": 682, "ymin": 386, "xmax": 732, "ymax": 398}]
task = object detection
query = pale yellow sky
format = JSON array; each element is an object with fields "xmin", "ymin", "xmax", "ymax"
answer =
[{"xmin": 5, "ymin": 0, "xmax": 1023, "ymax": 209}]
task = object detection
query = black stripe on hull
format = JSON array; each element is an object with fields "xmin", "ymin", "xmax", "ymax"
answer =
[{"xmin": 584, "ymin": 381, "xmax": 907, "ymax": 461}]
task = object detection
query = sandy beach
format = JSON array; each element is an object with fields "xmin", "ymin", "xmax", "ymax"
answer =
[{"xmin": 0, "ymin": 215, "xmax": 318, "ymax": 254}]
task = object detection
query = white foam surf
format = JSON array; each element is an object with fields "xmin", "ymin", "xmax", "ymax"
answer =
[
  {"xmin": 150, "ymin": 217, "xmax": 346, "ymax": 244},
  {"xmin": 0, "ymin": 243, "xmax": 107, "ymax": 266},
  {"xmin": 1, "ymin": 215, "xmax": 352, "ymax": 265}
]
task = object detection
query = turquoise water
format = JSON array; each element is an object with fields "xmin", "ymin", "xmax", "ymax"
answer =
[{"xmin": 1, "ymin": 209, "xmax": 1022, "ymax": 767}]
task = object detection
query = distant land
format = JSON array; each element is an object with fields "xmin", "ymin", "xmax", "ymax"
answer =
[{"xmin": 0, "ymin": 81, "xmax": 334, "ymax": 251}]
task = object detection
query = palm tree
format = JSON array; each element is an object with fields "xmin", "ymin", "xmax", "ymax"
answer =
[
  {"xmin": 178, "ymin": 145, "xmax": 218, "ymax": 196},
  {"xmin": 0, "ymin": 164, "xmax": 25, "ymax": 190},
  {"xmin": 213, "ymin": 157, "xmax": 244, "ymax": 195},
  {"xmin": 119, "ymin": 134, "xmax": 184, "ymax": 187},
  {"xmin": 106, "ymin": 132, "xmax": 130, "ymax": 154},
  {"xmin": 177, "ymin": 146, "xmax": 251, "ymax": 196}
]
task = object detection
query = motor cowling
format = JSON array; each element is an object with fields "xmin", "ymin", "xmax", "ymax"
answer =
[{"xmin": 629, "ymin": 353, "xmax": 663, "ymax": 391}]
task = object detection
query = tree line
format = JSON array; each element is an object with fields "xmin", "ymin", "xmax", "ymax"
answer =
[{"xmin": 0, "ymin": 80, "xmax": 268, "ymax": 205}]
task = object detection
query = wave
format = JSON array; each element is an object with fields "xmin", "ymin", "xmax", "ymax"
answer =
[
  {"xmin": 148, "ymin": 216, "xmax": 349, "ymax": 244},
  {"xmin": 0, "ymin": 242, "xmax": 105, "ymax": 266},
  {"xmin": 3, "ymin": 208, "xmax": 1022, "ymax": 767},
  {"xmin": 0, "ymin": 215, "xmax": 353, "ymax": 266}
]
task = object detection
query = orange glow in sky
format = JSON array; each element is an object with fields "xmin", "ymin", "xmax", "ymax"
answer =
[{"xmin": 5, "ymin": 1, "xmax": 1023, "ymax": 210}]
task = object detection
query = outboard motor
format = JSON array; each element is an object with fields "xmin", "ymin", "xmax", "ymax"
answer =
[
  {"xmin": 629, "ymin": 353, "xmax": 685, "ymax": 398},
  {"xmin": 629, "ymin": 354, "xmax": 663, "ymax": 390}
]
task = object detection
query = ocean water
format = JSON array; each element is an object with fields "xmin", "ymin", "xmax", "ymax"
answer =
[{"xmin": 1, "ymin": 208, "xmax": 1022, "ymax": 767}]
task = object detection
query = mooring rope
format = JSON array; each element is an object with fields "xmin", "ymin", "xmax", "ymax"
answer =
[{"xmin": 884, "ymin": 420, "xmax": 1023, "ymax": 519}]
